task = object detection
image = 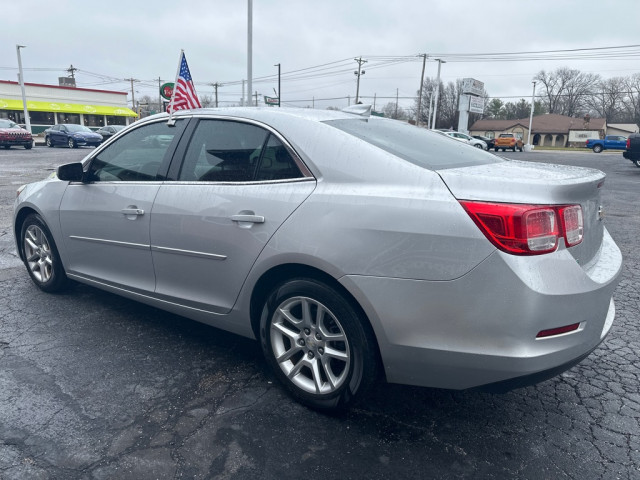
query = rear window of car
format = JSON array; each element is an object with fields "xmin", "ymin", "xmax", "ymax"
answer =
[{"xmin": 325, "ymin": 118, "xmax": 501, "ymax": 170}]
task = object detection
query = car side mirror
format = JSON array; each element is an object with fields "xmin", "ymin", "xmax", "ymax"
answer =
[{"xmin": 57, "ymin": 162, "xmax": 84, "ymax": 182}]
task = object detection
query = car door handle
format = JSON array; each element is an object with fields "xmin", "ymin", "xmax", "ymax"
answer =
[
  {"xmin": 230, "ymin": 214, "xmax": 265, "ymax": 224},
  {"xmin": 121, "ymin": 207, "xmax": 145, "ymax": 216}
]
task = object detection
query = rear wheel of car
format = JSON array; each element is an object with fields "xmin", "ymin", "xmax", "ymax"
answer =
[
  {"xmin": 20, "ymin": 213, "xmax": 69, "ymax": 293},
  {"xmin": 259, "ymin": 278, "xmax": 378, "ymax": 411},
  {"xmin": 593, "ymin": 145, "xmax": 603, "ymax": 153},
  {"xmin": 46, "ymin": 137, "xmax": 53, "ymax": 147},
  {"xmin": 634, "ymin": 159, "xmax": 640, "ymax": 168},
  {"xmin": 474, "ymin": 144, "xmax": 482, "ymax": 149},
  {"xmin": 68, "ymin": 138, "xmax": 76, "ymax": 149},
  {"xmin": 494, "ymin": 147, "xmax": 498, "ymax": 152}
]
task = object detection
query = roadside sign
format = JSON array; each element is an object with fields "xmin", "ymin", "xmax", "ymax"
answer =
[
  {"xmin": 160, "ymin": 83, "xmax": 175, "ymax": 100},
  {"xmin": 469, "ymin": 96, "xmax": 485, "ymax": 114},
  {"xmin": 264, "ymin": 95, "xmax": 280, "ymax": 106},
  {"xmin": 462, "ymin": 78, "xmax": 484, "ymax": 97}
]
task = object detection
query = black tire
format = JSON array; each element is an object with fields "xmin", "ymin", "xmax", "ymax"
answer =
[
  {"xmin": 46, "ymin": 137, "xmax": 53, "ymax": 147},
  {"xmin": 474, "ymin": 144, "xmax": 483, "ymax": 149},
  {"xmin": 494, "ymin": 147, "xmax": 498, "ymax": 152},
  {"xmin": 634, "ymin": 159, "xmax": 640, "ymax": 168},
  {"xmin": 68, "ymin": 138, "xmax": 76, "ymax": 149},
  {"xmin": 259, "ymin": 278, "xmax": 378, "ymax": 411},
  {"xmin": 593, "ymin": 145, "xmax": 603, "ymax": 153},
  {"xmin": 20, "ymin": 213, "xmax": 69, "ymax": 293},
  {"xmin": 3, "ymin": 145, "xmax": 10, "ymax": 149},
  {"xmin": 24, "ymin": 143, "xmax": 32, "ymax": 150}
]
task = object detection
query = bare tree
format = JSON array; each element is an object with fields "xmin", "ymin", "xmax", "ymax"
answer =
[
  {"xmin": 621, "ymin": 73, "xmax": 640, "ymax": 125},
  {"xmin": 534, "ymin": 68, "xmax": 600, "ymax": 117},
  {"xmin": 382, "ymin": 101, "xmax": 407, "ymax": 120},
  {"xmin": 587, "ymin": 77, "xmax": 626, "ymax": 121}
]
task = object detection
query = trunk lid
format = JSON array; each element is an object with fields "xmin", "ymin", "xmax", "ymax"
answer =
[{"xmin": 437, "ymin": 160, "xmax": 606, "ymax": 267}]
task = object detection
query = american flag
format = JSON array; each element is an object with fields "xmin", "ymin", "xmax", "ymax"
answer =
[{"xmin": 168, "ymin": 52, "xmax": 202, "ymax": 112}]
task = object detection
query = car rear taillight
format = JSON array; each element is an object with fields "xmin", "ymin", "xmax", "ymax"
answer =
[
  {"xmin": 627, "ymin": 138, "xmax": 631, "ymax": 149},
  {"xmin": 559, "ymin": 205, "xmax": 583, "ymax": 247},
  {"xmin": 459, "ymin": 201, "xmax": 583, "ymax": 256}
]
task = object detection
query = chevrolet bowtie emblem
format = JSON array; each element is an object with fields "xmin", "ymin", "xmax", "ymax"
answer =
[{"xmin": 598, "ymin": 205, "xmax": 605, "ymax": 221}]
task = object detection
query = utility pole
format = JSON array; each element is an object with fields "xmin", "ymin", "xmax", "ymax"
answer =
[
  {"xmin": 125, "ymin": 78, "xmax": 138, "ymax": 108},
  {"xmin": 274, "ymin": 63, "xmax": 281, "ymax": 107},
  {"xmin": 395, "ymin": 88, "xmax": 399, "ymax": 118},
  {"xmin": 353, "ymin": 57, "xmax": 367, "ymax": 103},
  {"xmin": 210, "ymin": 82, "xmax": 220, "ymax": 107},
  {"xmin": 416, "ymin": 54, "xmax": 427, "ymax": 126},
  {"xmin": 158, "ymin": 77, "xmax": 162, "ymax": 112},
  {"xmin": 253, "ymin": 90, "xmax": 259, "ymax": 106},
  {"xmin": 66, "ymin": 64, "xmax": 77, "ymax": 78},
  {"xmin": 373, "ymin": 93, "xmax": 376, "ymax": 111},
  {"xmin": 431, "ymin": 59, "xmax": 445, "ymax": 129},
  {"xmin": 242, "ymin": 80, "xmax": 245, "ymax": 106},
  {"xmin": 526, "ymin": 81, "xmax": 537, "ymax": 150}
]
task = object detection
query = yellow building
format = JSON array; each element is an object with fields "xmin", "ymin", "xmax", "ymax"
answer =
[{"xmin": 0, "ymin": 80, "xmax": 137, "ymax": 134}]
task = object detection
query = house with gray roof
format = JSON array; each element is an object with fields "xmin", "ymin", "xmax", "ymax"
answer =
[{"xmin": 469, "ymin": 114, "xmax": 609, "ymax": 147}]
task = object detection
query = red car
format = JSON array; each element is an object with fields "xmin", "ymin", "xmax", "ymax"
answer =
[{"xmin": 0, "ymin": 119, "xmax": 32, "ymax": 149}]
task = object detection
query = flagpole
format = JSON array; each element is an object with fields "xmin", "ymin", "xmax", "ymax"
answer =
[{"xmin": 167, "ymin": 49, "xmax": 184, "ymax": 125}]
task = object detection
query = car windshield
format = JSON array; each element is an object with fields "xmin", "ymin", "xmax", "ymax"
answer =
[
  {"xmin": 325, "ymin": 118, "xmax": 501, "ymax": 170},
  {"xmin": 0, "ymin": 120, "xmax": 19, "ymax": 129},
  {"xmin": 66, "ymin": 125, "xmax": 92, "ymax": 133}
]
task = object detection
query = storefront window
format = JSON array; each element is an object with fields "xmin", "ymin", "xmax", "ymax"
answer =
[
  {"xmin": 29, "ymin": 111, "xmax": 55, "ymax": 125},
  {"xmin": 84, "ymin": 114, "xmax": 104, "ymax": 127},
  {"xmin": 58, "ymin": 113, "xmax": 80, "ymax": 124},
  {"xmin": 105, "ymin": 115, "xmax": 127, "ymax": 126},
  {"xmin": 0, "ymin": 110, "xmax": 25, "ymax": 123}
]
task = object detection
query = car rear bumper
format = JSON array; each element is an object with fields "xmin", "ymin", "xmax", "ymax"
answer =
[{"xmin": 340, "ymin": 228, "xmax": 622, "ymax": 390}]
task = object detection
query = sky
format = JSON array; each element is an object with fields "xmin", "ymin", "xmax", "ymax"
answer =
[{"xmin": 2, "ymin": 0, "xmax": 640, "ymax": 113}]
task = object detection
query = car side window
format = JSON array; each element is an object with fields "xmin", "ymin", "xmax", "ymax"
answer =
[
  {"xmin": 255, "ymin": 135, "xmax": 303, "ymax": 181},
  {"xmin": 178, "ymin": 120, "xmax": 268, "ymax": 182},
  {"xmin": 87, "ymin": 120, "xmax": 184, "ymax": 182}
]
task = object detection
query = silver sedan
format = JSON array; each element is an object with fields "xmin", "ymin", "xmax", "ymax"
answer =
[{"xmin": 13, "ymin": 106, "xmax": 622, "ymax": 411}]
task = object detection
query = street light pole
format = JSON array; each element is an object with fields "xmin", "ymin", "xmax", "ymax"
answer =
[
  {"xmin": 431, "ymin": 59, "xmax": 445, "ymax": 129},
  {"xmin": 247, "ymin": 0, "xmax": 253, "ymax": 106},
  {"xmin": 526, "ymin": 81, "xmax": 537, "ymax": 150},
  {"xmin": 16, "ymin": 45, "xmax": 31, "ymax": 135}
]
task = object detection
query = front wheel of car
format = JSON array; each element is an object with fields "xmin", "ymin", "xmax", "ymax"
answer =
[
  {"xmin": 20, "ymin": 213, "xmax": 69, "ymax": 293},
  {"xmin": 68, "ymin": 138, "xmax": 76, "ymax": 149},
  {"xmin": 259, "ymin": 278, "xmax": 378, "ymax": 411},
  {"xmin": 24, "ymin": 143, "xmax": 32, "ymax": 150},
  {"xmin": 474, "ymin": 144, "xmax": 482, "ymax": 149},
  {"xmin": 634, "ymin": 159, "xmax": 640, "ymax": 168},
  {"xmin": 45, "ymin": 137, "xmax": 53, "ymax": 147}
]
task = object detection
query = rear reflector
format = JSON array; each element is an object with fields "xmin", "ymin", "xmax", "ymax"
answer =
[{"xmin": 536, "ymin": 323, "xmax": 581, "ymax": 338}]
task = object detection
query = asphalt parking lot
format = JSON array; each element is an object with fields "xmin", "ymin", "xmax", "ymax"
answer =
[{"xmin": 0, "ymin": 146, "xmax": 639, "ymax": 479}]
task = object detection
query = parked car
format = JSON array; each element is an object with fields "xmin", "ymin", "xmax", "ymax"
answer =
[
  {"xmin": 494, "ymin": 133, "xmax": 524, "ymax": 152},
  {"xmin": 96, "ymin": 125, "xmax": 126, "ymax": 142},
  {"xmin": 473, "ymin": 135, "xmax": 495, "ymax": 150},
  {"xmin": 444, "ymin": 131, "xmax": 487, "ymax": 149},
  {"xmin": 585, "ymin": 135, "xmax": 627, "ymax": 153},
  {"xmin": 622, "ymin": 133, "xmax": 640, "ymax": 167},
  {"xmin": 14, "ymin": 106, "xmax": 622, "ymax": 411},
  {"xmin": 44, "ymin": 124, "xmax": 103, "ymax": 148},
  {"xmin": 0, "ymin": 119, "xmax": 32, "ymax": 149}
]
